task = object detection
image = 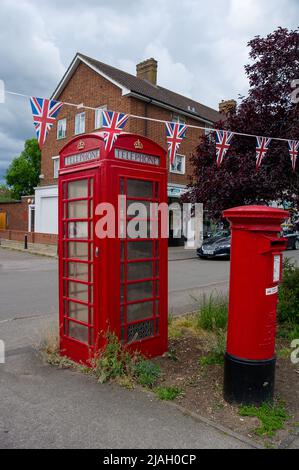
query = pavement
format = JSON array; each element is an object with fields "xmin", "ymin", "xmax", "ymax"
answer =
[
  {"xmin": 1, "ymin": 246, "xmax": 298, "ymax": 449},
  {"xmin": 0, "ymin": 348, "xmax": 257, "ymax": 449}
]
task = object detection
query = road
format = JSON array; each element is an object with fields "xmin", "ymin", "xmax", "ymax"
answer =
[
  {"xmin": 1, "ymin": 247, "xmax": 299, "ymax": 322},
  {"xmin": 0, "ymin": 247, "xmax": 257, "ymax": 449}
]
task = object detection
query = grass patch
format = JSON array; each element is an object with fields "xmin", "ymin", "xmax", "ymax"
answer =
[
  {"xmin": 168, "ymin": 313, "xmax": 198, "ymax": 338},
  {"xmin": 196, "ymin": 293, "xmax": 228, "ymax": 331},
  {"xmin": 155, "ymin": 386, "xmax": 183, "ymax": 401},
  {"xmin": 239, "ymin": 401, "xmax": 289, "ymax": 437}
]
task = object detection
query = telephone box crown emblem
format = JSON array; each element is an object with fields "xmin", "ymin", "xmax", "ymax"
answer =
[
  {"xmin": 134, "ymin": 139, "xmax": 143, "ymax": 150},
  {"xmin": 77, "ymin": 140, "xmax": 85, "ymax": 150}
]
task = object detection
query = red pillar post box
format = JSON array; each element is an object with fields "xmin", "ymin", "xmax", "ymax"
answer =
[
  {"xmin": 58, "ymin": 132, "xmax": 168, "ymax": 364},
  {"xmin": 223, "ymin": 205, "xmax": 288, "ymax": 405}
]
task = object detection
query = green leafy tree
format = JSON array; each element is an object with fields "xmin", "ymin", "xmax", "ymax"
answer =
[
  {"xmin": 6, "ymin": 138, "xmax": 41, "ymax": 199},
  {"xmin": 0, "ymin": 184, "xmax": 13, "ymax": 202}
]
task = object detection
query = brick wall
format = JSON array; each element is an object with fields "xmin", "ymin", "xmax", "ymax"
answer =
[
  {"xmin": 0, "ymin": 229, "xmax": 57, "ymax": 245},
  {"xmin": 41, "ymin": 62, "xmax": 130, "ymax": 187},
  {"xmin": 0, "ymin": 198, "xmax": 29, "ymax": 231},
  {"xmin": 41, "ymin": 62, "xmax": 206, "ymax": 187}
]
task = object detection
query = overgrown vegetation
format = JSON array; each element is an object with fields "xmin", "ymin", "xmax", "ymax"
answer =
[
  {"xmin": 278, "ymin": 258, "xmax": 299, "ymax": 327},
  {"xmin": 168, "ymin": 293, "xmax": 228, "ymax": 368},
  {"xmin": 239, "ymin": 401, "xmax": 289, "ymax": 437},
  {"xmin": 199, "ymin": 330, "xmax": 226, "ymax": 366},
  {"xmin": 0, "ymin": 184, "xmax": 14, "ymax": 202},
  {"xmin": 41, "ymin": 330, "xmax": 162, "ymax": 391},
  {"xmin": 196, "ymin": 293, "xmax": 228, "ymax": 331}
]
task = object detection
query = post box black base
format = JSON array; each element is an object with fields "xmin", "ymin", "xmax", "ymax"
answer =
[{"xmin": 223, "ymin": 353, "xmax": 276, "ymax": 406}]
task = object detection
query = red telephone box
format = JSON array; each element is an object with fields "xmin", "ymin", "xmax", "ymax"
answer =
[
  {"xmin": 223, "ymin": 205, "xmax": 288, "ymax": 405},
  {"xmin": 58, "ymin": 132, "xmax": 168, "ymax": 364}
]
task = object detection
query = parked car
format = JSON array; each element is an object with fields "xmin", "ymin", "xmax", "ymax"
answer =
[
  {"xmin": 282, "ymin": 229, "xmax": 299, "ymax": 250},
  {"xmin": 203, "ymin": 229, "xmax": 230, "ymax": 240},
  {"xmin": 197, "ymin": 234, "xmax": 231, "ymax": 259}
]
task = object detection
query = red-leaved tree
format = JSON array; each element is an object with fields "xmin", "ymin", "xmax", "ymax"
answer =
[{"xmin": 186, "ymin": 27, "xmax": 299, "ymax": 221}]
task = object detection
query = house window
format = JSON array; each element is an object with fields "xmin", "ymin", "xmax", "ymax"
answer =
[
  {"xmin": 53, "ymin": 156, "xmax": 59, "ymax": 179},
  {"xmin": 57, "ymin": 118, "xmax": 66, "ymax": 140},
  {"xmin": 170, "ymin": 154, "xmax": 185, "ymax": 174},
  {"xmin": 205, "ymin": 122, "xmax": 214, "ymax": 141},
  {"xmin": 95, "ymin": 105, "xmax": 107, "ymax": 129},
  {"xmin": 205, "ymin": 122, "xmax": 212, "ymax": 135},
  {"xmin": 75, "ymin": 112, "xmax": 85, "ymax": 135},
  {"xmin": 172, "ymin": 113, "xmax": 186, "ymax": 124}
]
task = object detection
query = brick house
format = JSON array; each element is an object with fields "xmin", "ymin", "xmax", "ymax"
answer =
[{"xmin": 35, "ymin": 53, "xmax": 222, "ymax": 241}]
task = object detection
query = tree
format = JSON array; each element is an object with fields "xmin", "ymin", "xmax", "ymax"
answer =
[
  {"xmin": 6, "ymin": 138, "xmax": 41, "ymax": 199},
  {"xmin": 186, "ymin": 27, "xmax": 299, "ymax": 221},
  {"xmin": 0, "ymin": 184, "xmax": 13, "ymax": 202}
]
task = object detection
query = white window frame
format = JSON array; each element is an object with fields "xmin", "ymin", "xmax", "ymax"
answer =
[
  {"xmin": 172, "ymin": 113, "xmax": 186, "ymax": 124},
  {"xmin": 75, "ymin": 112, "xmax": 85, "ymax": 135},
  {"xmin": 52, "ymin": 156, "xmax": 60, "ymax": 179},
  {"xmin": 57, "ymin": 118, "xmax": 67, "ymax": 140},
  {"xmin": 95, "ymin": 105, "xmax": 107, "ymax": 129},
  {"xmin": 28, "ymin": 204, "xmax": 35, "ymax": 232},
  {"xmin": 170, "ymin": 154, "xmax": 186, "ymax": 175}
]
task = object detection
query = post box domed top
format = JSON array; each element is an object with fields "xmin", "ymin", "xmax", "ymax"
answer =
[{"xmin": 223, "ymin": 205, "xmax": 289, "ymax": 231}]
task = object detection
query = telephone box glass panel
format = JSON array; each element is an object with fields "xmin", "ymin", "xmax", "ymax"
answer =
[
  {"xmin": 120, "ymin": 177, "xmax": 160, "ymax": 344},
  {"xmin": 62, "ymin": 177, "xmax": 94, "ymax": 346}
]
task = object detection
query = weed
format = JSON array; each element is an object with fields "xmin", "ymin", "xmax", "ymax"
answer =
[
  {"xmin": 239, "ymin": 401, "xmax": 289, "ymax": 437},
  {"xmin": 39, "ymin": 323, "xmax": 74, "ymax": 368},
  {"xmin": 199, "ymin": 330, "xmax": 226, "ymax": 366},
  {"xmin": 155, "ymin": 386, "xmax": 183, "ymax": 401},
  {"xmin": 276, "ymin": 347, "xmax": 292, "ymax": 359},
  {"xmin": 165, "ymin": 349, "xmax": 178, "ymax": 362},
  {"xmin": 133, "ymin": 360, "xmax": 161, "ymax": 387},
  {"xmin": 91, "ymin": 332, "xmax": 134, "ymax": 383},
  {"xmin": 196, "ymin": 293, "xmax": 228, "ymax": 331}
]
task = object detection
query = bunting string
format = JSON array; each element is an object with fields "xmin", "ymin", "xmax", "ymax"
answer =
[{"xmin": 3, "ymin": 89, "xmax": 299, "ymax": 171}]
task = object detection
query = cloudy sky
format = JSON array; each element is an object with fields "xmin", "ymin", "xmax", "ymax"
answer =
[{"xmin": 0, "ymin": 0, "xmax": 298, "ymax": 182}]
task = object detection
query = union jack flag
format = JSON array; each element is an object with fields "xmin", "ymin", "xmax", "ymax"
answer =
[
  {"xmin": 256, "ymin": 136, "xmax": 272, "ymax": 170},
  {"xmin": 165, "ymin": 122, "xmax": 187, "ymax": 165},
  {"xmin": 215, "ymin": 130, "xmax": 234, "ymax": 167},
  {"xmin": 102, "ymin": 110, "xmax": 129, "ymax": 151},
  {"xmin": 288, "ymin": 140, "xmax": 299, "ymax": 172},
  {"xmin": 30, "ymin": 97, "xmax": 63, "ymax": 148}
]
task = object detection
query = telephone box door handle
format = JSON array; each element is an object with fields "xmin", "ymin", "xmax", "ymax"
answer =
[{"xmin": 95, "ymin": 247, "xmax": 99, "ymax": 257}]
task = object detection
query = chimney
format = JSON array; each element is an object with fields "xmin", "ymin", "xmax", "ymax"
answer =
[
  {"xmin": 136, "ymin": 58, "xmax": 157, "ymax": 85},
  {"xmin": 219, "ymin": 99, "xmax": 237, "ymax": 115}
]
